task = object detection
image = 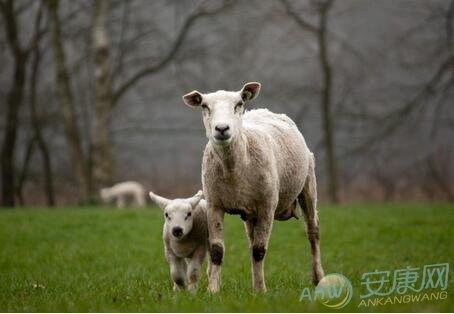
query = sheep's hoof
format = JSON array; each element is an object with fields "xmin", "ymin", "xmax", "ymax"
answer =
[
  {"xmin": 312, "ymin": 268, "xmax": 325, "ymax": 286},
  {"xmin": 253, "ymin": 285, "xmax": 267, "ymax": 293}
]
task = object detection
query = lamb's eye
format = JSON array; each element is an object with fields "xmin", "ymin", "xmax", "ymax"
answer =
[
  {"xmin": 165, "ymin": 213, "xmax": 170, "ymax": 220},
  {"xmin": 185, "ymin": 212, "xmax": 192, "ymax": 220},
  {"xmin": 235, "ymin": 101, "xmax": 243, "ymax": 112}
]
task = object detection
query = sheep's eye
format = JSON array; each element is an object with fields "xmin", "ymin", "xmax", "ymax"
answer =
[
  {"xmin": 165, "ymin": 213, "xmax": 170, "ymax": 220},
  {"xmin": 235, "ymin": 101, "xmax": 243, "ymax": 112},
  {"xmin": 185, "ymin": 212, "xmax": 192, "ymax": 220}
]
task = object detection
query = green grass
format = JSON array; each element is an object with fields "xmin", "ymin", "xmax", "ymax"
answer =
[{"xmin": 0, "ymin": 203, "xmax": 453, "ymax": 312}]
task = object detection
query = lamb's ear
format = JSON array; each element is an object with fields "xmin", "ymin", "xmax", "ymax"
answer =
[
  {"xmin": 182, "ymin": 90, "xmax": 203, "ymax": 108},
  {"xmin": 187, "ymin": 190, "xmax": 203, "ymax": 208},
  {"xmin": 149, "ymin": 191, "xmax": 170, "ymax": 209},
  {"xmin": 240, "ymin": 82, "xmax": 261, "ymax": 101}
]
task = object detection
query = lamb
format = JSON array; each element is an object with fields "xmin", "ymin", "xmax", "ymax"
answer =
[
  {"xmin": 99, "ymin": 181, "xmax": 146, "ymax": 208},
  {"xmin": 182, "ymin": 82, "xmax": 325, "ymax": 293},
  {"xmin": 149, "ymin": 190, "xmax": 211, "ymax": 291}
]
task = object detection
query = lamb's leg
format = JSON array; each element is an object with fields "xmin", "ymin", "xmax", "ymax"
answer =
[
  {"xmin": 117, "ymin": 196, "xmax": 125, "ymax": 209},
  {"xmin": 207, "ymin": 207, "xmax": 224, "ymax": 293},
  {"xmin": 207, "ymin": 258, "xmax": 212, "ymax": 279},
  {"xmin": 251, "ymin": 210, "xmax": 274, "ymax": 293},
  {"xmin": 298, "ymin": 156, "xmax": 324, "ymax": 285},
  {"xmin": 187, "ymin": 246, "xmax": 206, "ymax": 291},
  {"xmin": 168, "ymin": 256, "xmax": 187, "ymax": 291},
  {"xmin": 137, "ymin": 192, "xmax": 145, "ymax": 208}
]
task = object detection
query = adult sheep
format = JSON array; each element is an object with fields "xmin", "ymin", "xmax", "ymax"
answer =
[{"xmin": 182, "ymin": 82, "xmax": 324, "ymax": 293}]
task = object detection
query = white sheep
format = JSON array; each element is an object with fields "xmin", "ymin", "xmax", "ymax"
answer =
[
  {"xmin": 149, "ymin": 190, "xmax": 210, "ymax": 291},
  {"xmin": 99, "ymin": 181, "xmax": 146, "ymax": 208},
  {"xmin": 182, "ymin": 82, "xmax": 325, "ymax": 293}
]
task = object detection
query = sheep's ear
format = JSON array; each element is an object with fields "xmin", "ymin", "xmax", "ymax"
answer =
[
  {"xmin": 149, "ymin": 191, "xmax": 170, "ymax": 209},
  {"xmin": 240, "ymin": 82, "xmax": 261, "ymax": 101},
  {"xmin": 187, "ymin": 190, "xmax": 203, "ymax": 208},
  {"xmin": 182, "ymin": 90, "xmax": 203, "ymax": 108}
]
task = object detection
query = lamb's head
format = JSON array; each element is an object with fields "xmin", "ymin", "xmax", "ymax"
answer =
[
  {"xmin": 99, "ymin": 188, "xmax": 111, "ymax": 202},
  {"xmin": 149, "ymin": 190, "xmax": 203, "ymax": 240},
  {"xmin": 183, "ymin": 82, "xmax": 261, "ymax": 146}
]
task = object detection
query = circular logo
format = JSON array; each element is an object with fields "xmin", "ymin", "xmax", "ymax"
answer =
[{"xmin": 315, "ymin": 273, "xmax": 353, "ymax": 309}]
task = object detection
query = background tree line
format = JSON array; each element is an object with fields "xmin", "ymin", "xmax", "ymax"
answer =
[{"xmin": 1, "ymin": 0, "xmax": 453, "ymax": 207}]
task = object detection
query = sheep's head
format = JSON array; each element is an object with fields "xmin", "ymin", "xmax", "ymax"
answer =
[
  {"xmin": 183, "ymin": 82, "xmax": 261, "ymax": 146},
  {"xmin": 149, "ymin": 190, "xmax": 203, "ymax": 240}
]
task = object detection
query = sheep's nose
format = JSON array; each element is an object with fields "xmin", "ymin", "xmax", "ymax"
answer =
[
  {"xmin": 172, "ymin": 227, "xmax": 183, "ymax": 237},
  {"xmin": 215, "ymin": 124, "xmax": 230, "ymax": 135}
]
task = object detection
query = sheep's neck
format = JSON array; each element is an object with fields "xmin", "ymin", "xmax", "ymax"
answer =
[{"xmin": 212, "ymin": 134, "xmax": 248, "ymax": 175}]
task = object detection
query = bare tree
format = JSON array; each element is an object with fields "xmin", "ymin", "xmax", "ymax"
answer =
[
  {"xmin": 29, "ymin": 14, "xmax": 55, "ymax": 206},
  {"xmin": 112, "ymin": 0, "xmax": 232, "ymax": 105},
  {"xmin": 0, "ymin": 0, "xmax": 44, "ymax": 207},
  {"xmin": 90, "ymin": 0, "xmax": 231, "ymax": 198},
  {"xmin": 281, "ymin": 0, "xmax": 339, "ymax": 202},
  {"xmin": 16, "ymin": 135, "xmax": 35, "ymax": 205},
  {"xmin": 46, "ymin": 0, "xmax": 90, "ymax": 203},
  {"xmin": 91, "ymin": 0, "xmax": 113, "ymax": 194}
]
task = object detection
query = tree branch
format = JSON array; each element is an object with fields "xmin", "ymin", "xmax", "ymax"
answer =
[
  {"xmin": 26, "ymin": 1, "xmax": 47, "ymax": 55},
  {"xmin": 113, "ymin": 0, "xmax": 231, "ymax": 105},
  {"xmin": 447, "ymin": 0, "xmax": 454, "ymax": 49},
  {"xmin": 111, "ymin": 125, "xmax": 204, "ymax": 135},
  {"xmin": 346, "ymin": 54, "xmax": 454, "ymax": 155},
  {"xmin": 281, "ymin": 0, "xmax": 366, "ymax": 64},
  {"xmin": 280, "ymin": 0, "xmax": 319, "ymax": 33},
  {"xmin": 0, "ymin": 0, "xmax": 23, "ymax": 56}
]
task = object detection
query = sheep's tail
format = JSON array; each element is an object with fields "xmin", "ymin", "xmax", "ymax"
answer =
[{"xmin": 298, "ymin": 153, "xmax": 317, "ymax": 221}]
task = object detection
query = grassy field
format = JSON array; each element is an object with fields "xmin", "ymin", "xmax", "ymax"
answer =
[{"xmin": 0, "ymin": 203, "xmax": 453, "ymax": 312}]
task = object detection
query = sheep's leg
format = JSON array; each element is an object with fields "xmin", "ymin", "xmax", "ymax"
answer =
[
  {"xmin": 244, "ymin": 219, "xmax": 254, "ymax": 247},
  {"xmin": 298, "ymin": 157, "xmax": 325, "ymax": 285},
  {"xmin": 187, "ymin": 246, "xmax": 206, "ymax": 291},
  {"xmin": 207, "ymin": 207, "xmax": 224, "ymax": 293},
  {"xmin": 251, "ymin": 210, "xmax": 274, "ymax": 293}
]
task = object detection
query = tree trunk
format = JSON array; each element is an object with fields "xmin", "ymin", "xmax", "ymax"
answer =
[
  {"xmin": 46, "ymin": 0, "xmax": 90, "ymax": 203},
  {"xmin": 317, "ymin": 2, "xmax": 339, "ymax": 203},
  {"xmin": 16, "ymin": 137, "xmax": 36, "ymax": 206},
  {"xmin": 91, "ymin": 0, "xmax": 113, "ymax": 197},
  {"xmin": 1, "ymin": 56, "xmax": 26, "ymax": 207},
  {"xmin": 0, "ymin": 0, "xmax": 28, "ymax": 207},
  {"xmin": 29, "ymin": 29, "xmax": 55, "ymax": 207}
]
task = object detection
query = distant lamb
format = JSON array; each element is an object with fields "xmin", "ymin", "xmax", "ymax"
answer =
[
  {"xmin": 100, "ymin": 181, "xmax": 146, "ymax": 208},
  {"xmin": 183, "ymin": 82, "xmax": 325, "ymax": 293},
  {"xmin": 149, "ymin": 190, "xmax": 210, "ymax": 291}
]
